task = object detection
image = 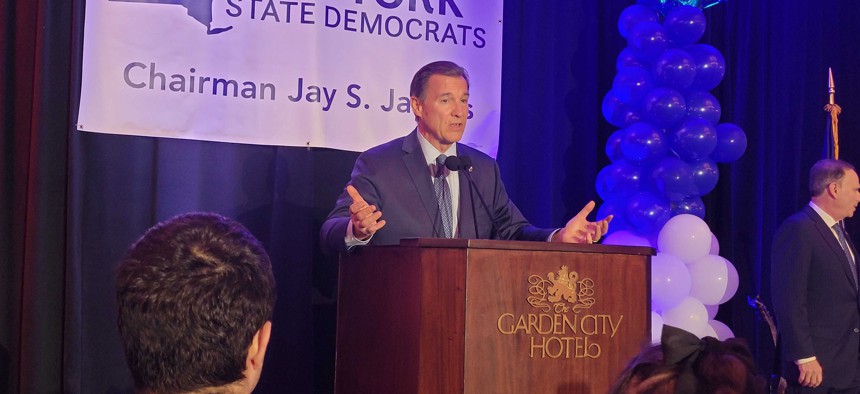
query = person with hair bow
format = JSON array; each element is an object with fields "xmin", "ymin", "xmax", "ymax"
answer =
[{"xmin": 610, "ymin": 325, "xmax": 766, "ymax": 394}]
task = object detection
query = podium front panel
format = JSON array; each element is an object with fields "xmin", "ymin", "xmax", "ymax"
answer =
[
  {"xmin": 463, "ymin": 248, "xmax": 649, "ymax": 393},
  {"xmin": 334, "ymin": 240, "xmax": 651, "ymax": 394}
]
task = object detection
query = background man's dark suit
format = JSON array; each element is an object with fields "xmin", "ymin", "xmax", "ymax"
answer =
[
  {"xmin": 771, "ymin": 205, "xmax": 860, "ymax": 390},
  {"xmin": 320, "ymin": 129, "xmax": 554, "ymax": 253}
]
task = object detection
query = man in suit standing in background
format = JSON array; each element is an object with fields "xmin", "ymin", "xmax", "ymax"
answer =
[
  {"xmin": 772, "ymin": 159, "xmax": 860, "ymax": 393},
  {"xmin": 320, "ymin": 60, "xmax": 611, "ymax": 254}
]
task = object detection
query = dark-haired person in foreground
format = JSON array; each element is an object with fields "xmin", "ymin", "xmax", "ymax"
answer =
[
  {"xmin": 772, "ymin": 159, "xmax": 860, "ymax": 393},
  {"xmin": 116, "ymin": 212, "xmax": 277, "ymax": 394},
  {"xmin": 610, "ymin": 325, "xmax": 766, "ymax": 394},
  {"xmin": 320, "ymin": 60, "xmax": 612, "ymax": 254}
]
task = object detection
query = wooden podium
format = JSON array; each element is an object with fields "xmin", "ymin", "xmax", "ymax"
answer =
[{"xmin": 334, "ymin": 238, "xmax": 653, "ymax": 394}]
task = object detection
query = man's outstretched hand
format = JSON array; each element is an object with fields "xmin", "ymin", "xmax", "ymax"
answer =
[
  {"xmin": 347, "ymin": 185, "xmax": 386, "ymax": 240},
  {"xmin": 552, "ymin": 201, "xmax": 612, "ymax": 244}
]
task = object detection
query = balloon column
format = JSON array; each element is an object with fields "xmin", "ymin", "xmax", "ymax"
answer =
[{"xmin": 598, "ymin": 2, "xmax": 745, "ymax": 342}]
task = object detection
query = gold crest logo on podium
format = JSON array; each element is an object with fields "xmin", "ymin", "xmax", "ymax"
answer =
[{"xmin": 527, "ymin": 265, "xmax": 595, "ymax": 314}]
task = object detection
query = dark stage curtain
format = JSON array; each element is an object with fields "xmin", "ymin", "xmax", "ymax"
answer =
[
  {"xmin": 2, "ymin": 0, "xmax": 860, "ymax": 392},
  {"xmin": 1, "ymin": 0, "xmax": 74, "ymax": 392}
]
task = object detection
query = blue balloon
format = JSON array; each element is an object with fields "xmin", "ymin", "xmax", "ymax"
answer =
[
  {"xmin": 671, "ymin": 196, "xmax": 706, "ymax": 219},
  {"xmin": 598, "ymin": 196, "xmax": 631, "ymax": 235},
  {"xmin": 596, "ymin": 167, "xmax": 614, "ymax": 201},
  {"xmin": 626, "ymin": 191, "xmax": 672, "ymax": 236},
  {"xmin": 664, "ymin": 5, "xmax": 706, "ymax": 45},
  {"xmin": 652, "ymin": 49, "xmax": 696, "ymax": 90},
  {"xmin": 618, "ymin": 4, "xmax": 660, "ymax": 39},
  {"xmin": 670, "ymin": 118, "xmax": 717, "ymax": 162},
  {"xmin": 617, "ymin": 47, "xmax": 649, "ymax": 70},
  {"xmin": 651, "ymin": 156, "xmax": 697, "ymax": 201},
  {"xmin": 643, "ymin": 87, "xmax": 687, "ymax": 127},
  {"xmin": 596, "ymin": 160, "xmax": 646, "ymax": 200},
  {"xmin": 606, "ymin": 129, "xmax": 625, "ymax": 163},
  {"xmin": 686, "ymin": 44, "xmax": 726, "ymax": 90},
  {"xmin": 602, "ymin": 89, "xmax": 642, "ymax": 128},
  {"xmin": 628, "ymin": 21, "xmax": 669, "ymax": 61},
  {"xmin": 621, "ymin": 122, "xmax": 669, "ymax": 164},
  {"xmin": 613, "ymin": 66, "xmax": 654, "ymax": 104},
  {"xmin": 711, "ymin": 123, "xmax": 748, "ymax": 162},
  {"xmin": 690, "ymin": 158, "xmax": 720, "ymax": 195},
  {"xmin": 684, "ymin": 90, "xmax": 722, "ymax": 124}
]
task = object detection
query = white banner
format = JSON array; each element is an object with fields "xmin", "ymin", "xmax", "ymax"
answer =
[{"xmin": 78, "ymin": 0, "xmax": 504, "ymax": 155}]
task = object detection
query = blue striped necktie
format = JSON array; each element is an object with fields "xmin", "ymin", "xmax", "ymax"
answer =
[{"xmin": 434, "ymin": 154, "xmax": 453, "ymax": 238}]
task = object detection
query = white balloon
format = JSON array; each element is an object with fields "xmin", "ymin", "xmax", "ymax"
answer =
[
  {"xmin": 708, "ymin": 319, "xmax": 735, "ymax": 340},
  {"xmin": 651, "ymin": 253, "xmax": 692, "ymax": 311},
  {"xmin": 651, "ymin": 312, "xmax": 664, "ymax": 344},
  {"xmin": 605, "ymin": 230, "xmax": 653, "ymax": 247},
  {"xmin": 658, "ymin": 214, "xmax": 713, "ymax": 263},
  {"xmin": 661, "ymin": 297, "xmax": 709, "ymax": 337},
  {"xmin": 702, "ymin": 324, "xmax": 718, "ymax": 339},
  {"xmin": 709, "ymin": 232, "xmax": 720, "ymax": 255},
  {"xmin": 717, "ymin": 258, "xmax": 739, "ymax": 304},
  {"xmin": 689, "ymin": 255, "xmax": 730, "ymax": 305}
]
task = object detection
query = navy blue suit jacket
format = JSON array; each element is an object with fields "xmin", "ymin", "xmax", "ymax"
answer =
[
  {"xmin": 320, "ymin": 129, "xmax": 555, "ymax": 254},
  {"xmin": 771, "ymin": 205, "xmax": 860, "ymax": 388}
]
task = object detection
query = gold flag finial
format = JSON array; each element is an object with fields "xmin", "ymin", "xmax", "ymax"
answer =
[{"xmin": 825, "ymin": 67, "xmax": 842, "ymax": 159}]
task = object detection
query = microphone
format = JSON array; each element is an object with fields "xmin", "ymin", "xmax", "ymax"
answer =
[
  {"xmin": 444, "ymin": 155, "xmax": 498, "ymax": 239},
  {"xmin": 445, "ymin": 156, "xmax": 463, "ymax": 171}
]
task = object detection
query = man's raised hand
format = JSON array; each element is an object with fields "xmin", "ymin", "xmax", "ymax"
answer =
[
  {"xmin": 553, "ymin": 201, "xmax": 613, "ymax": 244},
  {"xmin": 347, "ymin": 185, "xmax": 386, "ymax": 240}
]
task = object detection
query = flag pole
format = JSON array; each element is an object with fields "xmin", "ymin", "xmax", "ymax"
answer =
[{"xmin": 825, "ymin": 67, "xmax": 842, "ymax": 159}]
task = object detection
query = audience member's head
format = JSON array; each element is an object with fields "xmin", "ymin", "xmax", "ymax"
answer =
[
  {"xmin": 116, "ymin": 212, "xmax": 277, "ymax": 394},
  {"xmin": 611, "ymin": 325, "xmax": 766, "ymax": 394}
]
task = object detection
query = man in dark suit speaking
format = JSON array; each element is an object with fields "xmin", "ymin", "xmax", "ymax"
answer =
[
  {"xmin": 320, "ymin": 60, "xmax": 611, "ymax": 254},
  {"xmin": 772, "ymin": 159, "xmax": 860, "ymax": 392}
]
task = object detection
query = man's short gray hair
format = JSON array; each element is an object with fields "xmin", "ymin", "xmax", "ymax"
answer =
[{"xmin": 809, "ymin": 159, "xmax": 856, "ymax": 197}]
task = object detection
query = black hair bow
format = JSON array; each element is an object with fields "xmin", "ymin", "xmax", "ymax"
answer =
[{"xmin": 661, "ymin": 325, "xmax": 707, "ymax": 393}]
